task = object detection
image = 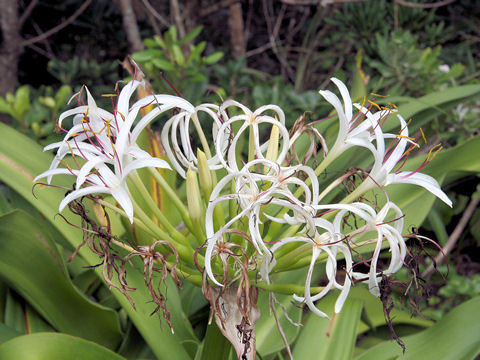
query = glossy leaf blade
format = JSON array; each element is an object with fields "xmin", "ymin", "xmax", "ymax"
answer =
[
  {"xmin": 0, "ymin": 333, "xmax": 126, "ymax": 360},
  {"xmin": 0, "ymin": 210, "xmax": 122, "ymax": 349},
  {"xmin": 355, "ymin": 296, "xmax": 480, "ymax": 360}
]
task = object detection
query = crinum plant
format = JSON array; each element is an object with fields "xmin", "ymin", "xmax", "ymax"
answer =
[{"xmin": 34, "ymin": 71, "xmax": 451, "ymax": 360}]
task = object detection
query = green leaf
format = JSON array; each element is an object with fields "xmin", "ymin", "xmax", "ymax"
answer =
[
  {"xmin": 4, "ymin": 290, "xmax": 25, "ymax": 334},
  {"xmin": 172, "ymin": 45, "xmax": 185, "ymax": 66},
  {"xmin": 256, "ymin": 269, "xmax": 303, "ymax": 357},
  {"xmin": 0, "ymin": 210, "xmax": 122, "ymax": 349},
  {"xmin": 180, "ymin": 26, "xmax": 203, "ymax": 45},
  {"xmin": 0, "ymin": 97, "xmax": 10, "ymax": 115},
  {"xmin": 355, "ymin": 297, "xmax": 480, "ymax": 360},
  {"xmin": 152, "ymin": 58, "xmax": 176, "ymax": 72},
  {"xmin": 54, "ymin": 85, "xmax": 72, "ymax": 111},
  {"xmin": 349, "ymin": 287, "xmax": 432, "ymax": 333},
  {"xmin": 0, "ymin": 124, "xmax": 194, "ymax": 360},
  {"xmin": 293, "ymin": 297, "xmax": 363, "ymax": 360},
  {"xmin": 132, "ymin": 49, "xmax": 163, "ymax": 63},
  {"xmin": 154, "ymin": 35, "xmax": 166, "ymax": 48},
  {"xmin": 13, "ymin": 86, "xmax": 30, "ymax": 120},
  {"xmin": 188, "ymin": 42, "xmax": 206, "ymax": 63},
  {"xmin": 25, "ymin": 304, "xmax": 55, "ymax": 333},
  {"xmin": 200, "ymin": 321, "xmax": 232, "ymax": 360},
  {"xmin": 0, "ymin": 333, "xmax": 126, "ymax": 360},
  {"xmin": 0, "ymin": 323, "xmax": 21, "ymax": 346},
  {"xmin": 384, "ymin": 84, "xmax": 480, "ymax": 133},
  {"xmin": 203, "ymin": 52, "xmax": 224, "ymax": 65},
  {"xmin": 168, "ymin": 26, "xmax": 178, "ymax": 42}
]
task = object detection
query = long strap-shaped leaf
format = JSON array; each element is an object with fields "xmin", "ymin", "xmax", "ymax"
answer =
[
  {"xmin": 0, "ymin": 209, "xmax": 122, "ymax": 349},
  {"xmin": 0, "ymin": 123, "xmax": 194, "ymax": 360},
  {"xmin": 0, "ymin": 333, "xmax": 127, "ymax": 360},
  {"xmin": 355, "ymin": 296, "xmax": 480, "ymax": 360}
]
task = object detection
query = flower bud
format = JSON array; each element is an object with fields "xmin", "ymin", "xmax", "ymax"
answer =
[
  {"xmin": 186, "ymin": 166, "xmax": 203, "ymax": 222},
  {"xmin": 265, "ymin": 124, "xmax": 280, "ymax": 162},
  {"xmin": 197, "ymin": 149, "xmax": 213, "ymax": 200}
]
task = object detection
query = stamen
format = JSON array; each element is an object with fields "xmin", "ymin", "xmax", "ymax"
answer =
[
  {"xmin": 420, "ymin": 128, "xmax": 427, "ymax": 144},
  {"xmin": 368, "ymin": 100, "xmax": 381, "ymax": 111},
  {"xmin": 401, "ymin": 144, "xmax": 442, "ymax": 178},
  {"xmin": 65, "ymin": 140, "xmax": 81, "ymax": 169},
  {"xmin": 370, "ymin": 92, "xmax": 388, "ymax": 98}
]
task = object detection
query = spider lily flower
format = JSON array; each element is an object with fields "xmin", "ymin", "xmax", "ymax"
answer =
[
  {"xmin": 36, "ymin": 81, "xmax": 198, "ymax": 222},
  {"xmin": 359, "ymin": 113, "xmax": 452, "ymax": 207},
  {"xmin": 318, "ymin": 78, "xmax": 388, "ymax": 168},
  {"xmin": 44, "ymin": 80, "xmax": 147, "ymax": 184},
  {"xmin": 204, "ymin": 159, "xmax": 319, "ymax": 286},
  {"xmin": 215, "ymin": 101, "xmax": 290, "ymax": 173},
  {"xmin": 314, "ymin": 201, "xmax": 406, "ymax": 297},
  {"xmin": 160, "ymin": 103, "xmax": 224, "ymax": 178},
  {"xmin": 261, "ymin": 214, "xmax": 353, "ymax": 318}
]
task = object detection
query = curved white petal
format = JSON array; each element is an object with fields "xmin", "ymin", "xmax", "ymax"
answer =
[
  {"xmin": 59, "ymin": 185, "xmax": 110, "ymax": 213},
  {"xmin": 386, "ymin": 172, "xmax": 452, "ymax": 207}
]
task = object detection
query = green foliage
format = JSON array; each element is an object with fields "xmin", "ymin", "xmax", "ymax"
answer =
[
  {"xmin": 368, "ymin": 31, "xmax": 464, "ymax": 96},
  {"xmin": 0, "ymin": 85, "xmax": 71, "ymax": 143},
  {"xmin": 0, "ymin": 210, "xmax": 123, "ymax": 349},
  {"xmin": 0, "ymin": 123, "xmax": 197, "ymax": 360},
  {"xmin": 132, "ymin": 26, "xmax": 223, "ymax": 103},
  {"xmin": 0, "ymin": 333, "xmax": 126, "ymax": 360},
  {"xmin": 48, "ymin": 57, "xmax": 118, "ymax": 91},
  {"xmin": 428, "ymin": 271, "xmax": 480, "ymax": 321},
  {"xmin": 355, "ymin": 296, "xmax": 480, "ymax": 360}
]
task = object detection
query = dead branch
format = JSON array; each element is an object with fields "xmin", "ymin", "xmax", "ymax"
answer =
[
  {"xmin": 423, "ymin": 196, "xmax": 480, "ymax": 279},
  {"xmin": 19, "ymin": 0, "xmax": 39, "ymax": 28},
  {"xmin": 229, "ymin": 1, "xmax": 246, "ymax": 59},
  {"xmin": 20, "ymin": 0, "xmax": 92, "ymax": 47},
  {"xmin": 170, "ymin": 0, "xmax": 185, "ymax": 38},
  {"xmin": 141, "ymin": 0, "xmax": 170, "ymax": 27},
  {"xmin": 119, "ymin": 0, "xmax": 145, "ymax": 52},
  {"xmin": 200, "ymin": 0, "xmax": 240, "ymax": 17},
  {"xmin": 280, "ymin": 0, "xmax": 367, "ymax": 5}
]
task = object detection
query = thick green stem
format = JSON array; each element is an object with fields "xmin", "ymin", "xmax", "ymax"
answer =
[
  {"xmin": 131, "ymin": 172, "xmax": 188, "ymax": 245},
  {"xmin": 149, "ymin": 168, "xmax": 195, "ymax": 231},
  {"xmin": 132, "ymin": 200, "xmax": 196, "ymax": 266}
]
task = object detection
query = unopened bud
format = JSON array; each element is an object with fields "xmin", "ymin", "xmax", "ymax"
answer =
[
  {"xmin": 265, "ymin": 124, "xmax": 280, "ymax": 162},
  {"xmin": 197, "ymin": 149, "xmax": 213, "ymax": 200},
  {"xmin": 186, "ymin": 166, "xmax": 203, "ymax": 222}
]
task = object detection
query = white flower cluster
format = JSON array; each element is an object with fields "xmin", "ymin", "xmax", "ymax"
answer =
[
  {"xmin": 35, "ymin": 80, "xmax": 194, "ymax": 222},
  {"xmin": 36, "ymin": 78, "xmax": 451, "ymax": 318},
  {"xmin": 188, "ymin": 78, "xmax": 451, "ymax": 316}
]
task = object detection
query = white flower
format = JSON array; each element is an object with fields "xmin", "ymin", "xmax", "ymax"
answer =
[
  {"xmin": 215, "ymin": 101, "xmax": 290, "ymax": 173},
  {"xmin": 362, "ymin": 113, "xmax": 452, "ymax": 207},
  {"xmin": 314, "ymin": 202, "xmax": 406, "ymax": 297},
  {"xmin": 204, "ymin": 159, "xmax": 319, "ymax": 286},
  {"xmin": 261, "ymin": 214, "xmax": 352, "ymax": 318},
  {"xmin": 161, "ymin": 103, "xmax": 224, "ymax": 178},
  {"xmin": 36, "ymin": 81, "xmax": 196, "ymax": 222},
  {"xmin": 318, "ymin": 78, "xmax": 388, "ymax": 166},
  {"xmin": 438, "ymin": 64, "xmax": 450, "ymax": 73}
]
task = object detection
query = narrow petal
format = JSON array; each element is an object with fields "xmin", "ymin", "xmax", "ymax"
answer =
[
  {"xmin": 386, "ymin": 172, "xmax": 452, "ymax": 207},
  {"xmin": 59, "ymin": 185, "xmax": 110, "ymax": 213},
  {"xmin": 331, "ymin": 77, "xmax": 353, "ymax": 120},
  {"xmin": 110, "ymin": 186, "xmax": 134, "ymax": 223},
  {"xmin": 122, "ymin": 158, "xmax": 171, "ymax": 178}
]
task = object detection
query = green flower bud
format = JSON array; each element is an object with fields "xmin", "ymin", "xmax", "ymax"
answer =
[
  {"xmin": 186, "ymin": 166, "xmax": 203, "ymax": 222},
  {"xmin": 197, "ymin": 149, "xmax": 213, "ymax": 200},
  {"xmin": 265, "ymin": 124, "xmax": 280, "ymax": 162}
]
